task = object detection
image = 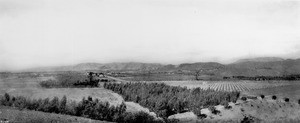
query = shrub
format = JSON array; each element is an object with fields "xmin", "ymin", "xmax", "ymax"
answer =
[
  {"xmin": 208, "ymin": 106, "xmax": 220, "ymax": 115},
  {"xmin": 272, "ymin": 95, "xmax": 277, "ymax": 100},
  {"xmin": 224, "ymin": 104, "xmax": 232, "ymax": 109},
  {"xmin": 260, "ymin": 95, "xmax": 265, "ymax": 99},
  {"xmin": 298, "ymin": 99, "xmax": 300, "ymax": 105},
  {"xmin": 241, "ymin": 97, "xmax": 247, "ymax": 101},
  {"xmin": 284, "ymin": 98, "xmax": 289, "ymax": 102},
  {"xmin": 3, "ymin": 93, "xmax": 12, "ymax": 106},
  {"xmin": 193, "ymin": 110, "xmax": 207, "ymax": 119},
  {"xmin": 241, "ymin": 116, "xmax": 255, "ymax": 123},
  {"xmin": 193, "ymin": 108, "xmax": 207, "ymax": 119}
]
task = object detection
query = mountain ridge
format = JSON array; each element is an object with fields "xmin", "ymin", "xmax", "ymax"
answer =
[{"xmin": 15, "ymin": 57, "xmax": 300, "ymax": 77}]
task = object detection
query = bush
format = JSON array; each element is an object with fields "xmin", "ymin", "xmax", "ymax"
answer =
[
  {"xmin": 0, "ymin": 93, "xmax": 162, "ymax": 123},
  {"xmin": 193, "ymin": 109, "xmax": 207, "ymax": 119},
  {"xmin": 260, "ymin": 95, "xmax": 265, "ymax": 99},
  {"xmin": 208, "ymin": 106, "xmax": 220, "ymax": 115},
  {"xmin": 241, "ymin": 116, "xmax": 255, "ymax": 123},
  {"xmin": 284, "ymin": 98, "xmax": 289, "ymax": 102},
  {"xmin": 272, "ymin": 95, "xmax": 277, "ymax": 100},
  {"xmin": 224, "ymin": 104, "xmax": 232, "ymax": 109},
  {"xmin": 241, "ymin": 97, "xmax": 247, "ymax": 101}
]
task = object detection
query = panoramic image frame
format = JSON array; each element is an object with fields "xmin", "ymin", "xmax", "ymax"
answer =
[{"xmin": 1, "ymin": 0, "xmax": 300, "ymax": 122}]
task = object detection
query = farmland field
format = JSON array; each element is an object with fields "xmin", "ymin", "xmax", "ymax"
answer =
[
  {"xmin": 147, "ymin": 80, "xmax": 300, "ymax": 102},
  {"xmin": 147, "ymin": 80, "xmax": 297, "ymax": 92}
]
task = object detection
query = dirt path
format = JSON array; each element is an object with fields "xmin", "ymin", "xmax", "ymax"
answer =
[{"xmin": 106, "ymin": 76, "xmax": 130, "ymax": 83}]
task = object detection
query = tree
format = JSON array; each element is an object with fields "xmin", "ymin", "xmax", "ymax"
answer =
[
  {"xmin": 38, "ymin": 98, "xmax": 50, "ymax": 112},
  {"xmin": 3, "ymin": 93, "xmax": 11, "ymax": 106},
  {"xmin": 59, "ymin": 95, "xmax": 67, "ymax": 113},
  {"xmin": 195, "ymin": 70, "xmax": 201, "ymax": 80},
  {"xmin": 49, "ymin": 97, "xmax": 60, "ymax": 113}
]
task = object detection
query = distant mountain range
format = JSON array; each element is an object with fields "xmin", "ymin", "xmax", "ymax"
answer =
[{"xmin": 24, "ymin": 57, "xmax": 300, "ymax": 77}]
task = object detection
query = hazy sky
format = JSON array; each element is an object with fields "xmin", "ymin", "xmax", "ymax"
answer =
[{"xmin": 0, "ymin": 0, "xmax": 300, "ymax": 70}]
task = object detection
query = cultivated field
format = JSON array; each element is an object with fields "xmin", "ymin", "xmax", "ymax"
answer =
[{"xmin": 149, "ymin": 80, "xmax": 297, "ymax": 92}]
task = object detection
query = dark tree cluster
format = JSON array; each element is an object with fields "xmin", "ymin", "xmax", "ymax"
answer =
[
  {"xmin": 0, "ymin": 93, "xmax": 164, "ymax": 123},
  {"xmin": 40, "ymin": 72, "xmax": 100, "ymax": 88},
  {"xmin": 104, "ymin": 82, "xmax": 240, "ymax": 118},
  {"xmin": 225, "ymin": 75, "xmax": 300, "ymax": 81}
]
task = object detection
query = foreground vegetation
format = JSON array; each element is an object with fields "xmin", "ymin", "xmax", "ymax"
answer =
[
  {"xmin": 104, "ymin": 82, "xmax": 240, "ymax": 118},
  {"xmin": 0, "ymin": 93, "xmax": 166, "ymax": 123},
  {"xmin": 0, "ymin": 106, "xmax": 106, "ymax": 123}
]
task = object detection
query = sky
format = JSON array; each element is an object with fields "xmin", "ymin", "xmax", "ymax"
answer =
[{"xmin": 0, "ymin": 0, "xmax": 300, "ymax": 71}]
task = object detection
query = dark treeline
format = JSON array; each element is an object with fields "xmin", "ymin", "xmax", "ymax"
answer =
[
  {"xmin": 224, "ymin": 75, "xmax": 300, "ymax": 81},
  {"xmin": 40, "ymin": 72, "xmax": 100, "ymax": 88},
  {"xmin": 0, "ymin": 93, "xmax": 166, "ymax": 123},
  {"xmin": 104, "ymin": 83, "xmax": 240, "ymax": 118}
]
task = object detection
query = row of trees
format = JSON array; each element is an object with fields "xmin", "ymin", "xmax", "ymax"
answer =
[
  {"xmin": 104, "ymin": 82, "xmax": 240, "ymax": 118},
  {"xmin": 225, "ymin": 75, "xmax": 300, "ymax": 81},
  {"xmin": 0, "ymin": 93, "xmax": 165, "ymax": 123}
]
